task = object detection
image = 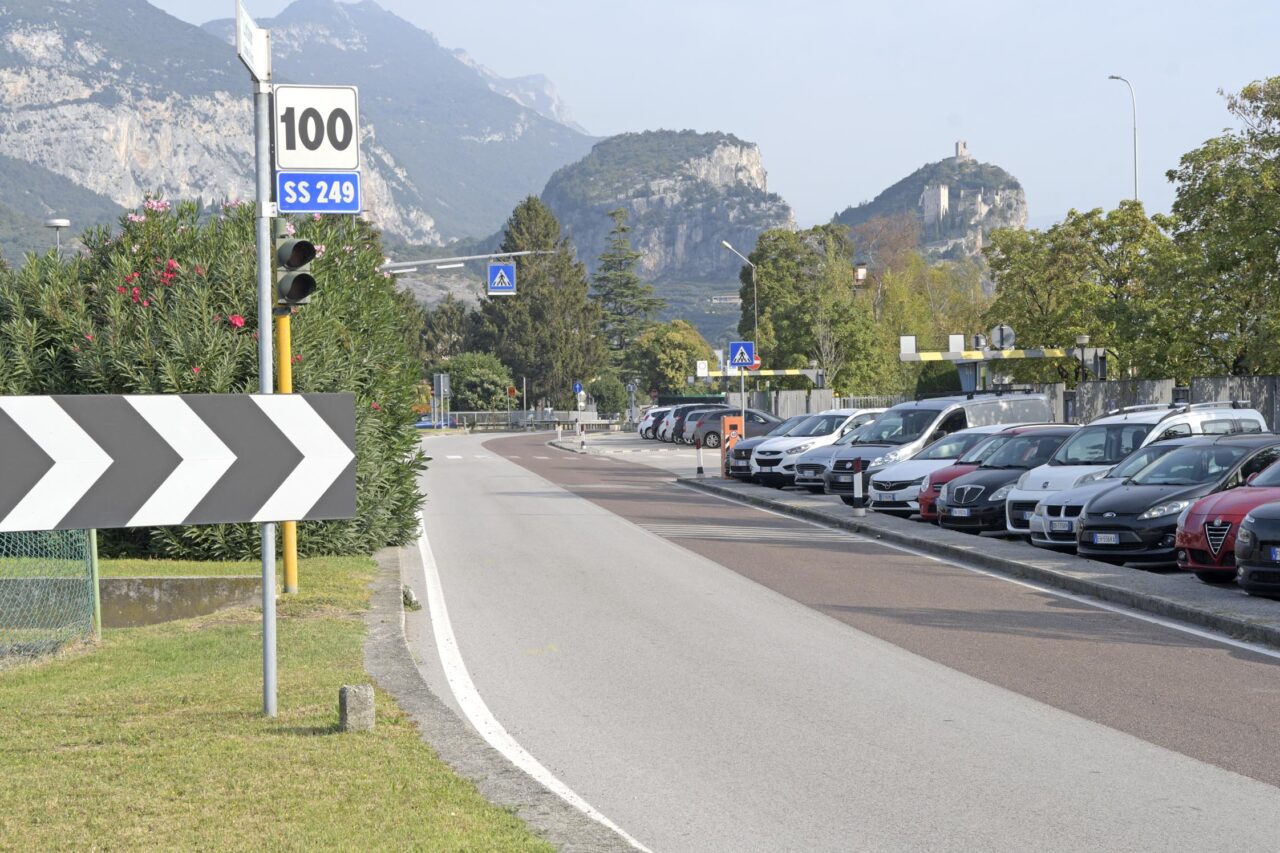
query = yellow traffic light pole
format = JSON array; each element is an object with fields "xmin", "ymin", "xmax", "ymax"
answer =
[{"xmin": 276, "ymin": 309, "xmax": 298, "ymax": 594}]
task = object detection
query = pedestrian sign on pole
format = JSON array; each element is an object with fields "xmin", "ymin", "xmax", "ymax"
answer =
[
  {"xmin": 488, "ymin": 262, "xmax": 516, "ymax": 296},
  {"xmin": 728, "ymin": 341, "xmax": 755, "ymax": 369}
]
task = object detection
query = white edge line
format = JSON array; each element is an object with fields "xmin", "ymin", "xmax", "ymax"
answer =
[
  {"xmin": 415, "ymin": 511, "xmax": 654, "ymax": 852},
  {"xmin": 678, "ymin": 484, "xmax": 1280, "ymax": 663}
]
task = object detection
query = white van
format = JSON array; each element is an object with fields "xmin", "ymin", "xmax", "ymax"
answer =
[{"xmin": 1004, "ymin": 401, "xmax": 1267, "ymax": 535}]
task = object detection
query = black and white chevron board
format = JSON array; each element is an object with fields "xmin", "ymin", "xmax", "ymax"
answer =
[{"xmin": 0, "ymin": 393, "xmax": 355, "ymax": 532}]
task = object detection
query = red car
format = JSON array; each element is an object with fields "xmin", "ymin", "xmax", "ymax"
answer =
[
  {"xmin": 917, "ymin": 424, "xmax": 1059, "ymax": 522},
  {"xmin": 1176, "ymin": 461, "xmax": 1280, "ymax": 583}
]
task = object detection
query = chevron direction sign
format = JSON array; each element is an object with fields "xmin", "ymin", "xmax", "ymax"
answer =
[{"xmin": 0, "ymin": 394, "xmax": 355, "ymax": 533}]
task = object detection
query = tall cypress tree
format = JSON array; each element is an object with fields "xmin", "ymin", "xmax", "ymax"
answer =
[
  {"xmin": 475, "ymin": 197, "xmax": 606, "ymax": 407},
  {"xmin": 592, "ymin": 208, "xmax": 664, "ymax": 366}
]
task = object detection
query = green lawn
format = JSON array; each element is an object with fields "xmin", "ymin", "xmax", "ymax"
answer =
[
  {"xmin": 98, "ymin": 557, "xmax": 259, "ymax": 577},
  {"xmin": 0, "ymin": 555, "xmax": 552, "ymax": 851}
]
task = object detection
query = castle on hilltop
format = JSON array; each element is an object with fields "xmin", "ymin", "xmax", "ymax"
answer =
[{"xmin": 917, "ymin": 141, "xmax": 1014, "ymax": 253}]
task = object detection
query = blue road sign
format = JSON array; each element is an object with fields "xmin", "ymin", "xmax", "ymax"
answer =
[
  {"xmin": 488, "ymin": 262, "xmax": 517, "ymax": 296},
  {"xmin": 728, "ymin": 341, "xmax": 756, "ymax": 368},
  {"xmin": 276, "ymin": 170, "xmax": 361, "ymax": 214},
  {"xmin": 572, "ymin": 381, "xmax": 584, "ymax": 395}
]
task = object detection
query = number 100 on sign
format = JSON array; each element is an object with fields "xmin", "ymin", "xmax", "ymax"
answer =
[{"xmin": 276, "ymin": 171, "xmax": 361, "ymax": 214}]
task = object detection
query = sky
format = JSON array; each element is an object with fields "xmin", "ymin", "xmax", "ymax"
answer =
[{"xmin": 156, "ymin": 0, "xmax": 1280, "ymax": 228}]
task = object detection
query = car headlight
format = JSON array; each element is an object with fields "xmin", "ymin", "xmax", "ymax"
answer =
[
  {"xmin": 871, "ymin": 449, "xmax": 904, "ymax": 468},
  {"xmin": 920, "ymin": 475, "xmax": 932, "ymax": 492},
  {"xmin": 1175, "ymin": 505, "xmax": 1193, "ymax": 530},
  {"xmin": 938, "ymin": 484, "xmax": 949, "ymax": 502},
  {"xmin": 785, "ymin": 443, "xmax": 813, "ymax": 455},
  {"xmin": 1138, "ymin": 499, "xmax": 1191, "ymax": 520},
  {"xmin": 1032, "ymin": 502, "xmax": 1046, "ymax": 517},
  {"xmin": 1238, "ymin": 527, "xmax": 1254, "ymax": 545},
  {"xmin": 1014, "ymin": 472, "xmax": 1029, "ymax": 490},
  {"xmin": 990, "ymin": 484, "xmax": 1014, "ymax": 502},
  {"xmin": 1074, "ymin": 470, "xmax": 1105, "ymax": 486}
]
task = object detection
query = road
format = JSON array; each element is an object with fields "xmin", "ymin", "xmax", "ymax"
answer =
[{"xmin": 413, "ymin": 431, "xmax": 1280, "ymax": 852}]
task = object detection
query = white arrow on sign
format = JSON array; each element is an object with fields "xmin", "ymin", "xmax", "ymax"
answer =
[
  {"xmin": 124, "ymin": 396, "xmax": 236, "ymax": 528},
  {"xmin": 0, "ymin": 397, "xmax": 111, "ymax": 532},
  {"xmin": 251, "ymin": 396, "xmax": 355, "ymax": 523}
]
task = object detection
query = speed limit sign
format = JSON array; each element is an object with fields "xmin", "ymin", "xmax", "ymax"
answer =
[{"xmin": 272, "ymin": 85, "xmax": 360, "ymax": 171}]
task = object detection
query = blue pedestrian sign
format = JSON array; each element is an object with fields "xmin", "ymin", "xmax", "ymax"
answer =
[
  {"xmin": 276, "ymin": 170, "xmax": 361, "ymax": 214},
  {"xmin": 488, "ymin": 262, "xmax": 516, "ymax": 296},
  {"xmin": 728, "ymin": 341, "xmax": 756, "ymax": 368},
  {"xmin": 572, "ymin": 381, "xmax": 584, "ymax": 395}
]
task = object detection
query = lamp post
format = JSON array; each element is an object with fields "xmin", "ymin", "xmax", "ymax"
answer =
[
  {"xmin": 721, "ymin": 240, "xmax": 758, "ymax": 349},
  {"xmin": 44, "ymin": 218, "xmax": 70, "ymax": 257},
  {"xmin": 1076, "ymin": 333, "xmax": 1090, "ymax": 383},
  {"xmin": 1107, "ymin": 75, "xmax": 1138, "ymax": 202}
]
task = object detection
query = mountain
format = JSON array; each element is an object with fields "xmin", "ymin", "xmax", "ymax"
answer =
[
  {"xmin": 0, "ymin": 0, "xmax": 593, "ymax": 261},
  {"xmin": 833, "ymin": 142, "xmax": 1028, "ymax": 261}
]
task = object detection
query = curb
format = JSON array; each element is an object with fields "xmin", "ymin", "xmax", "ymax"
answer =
[
  {"xmin": 678, "ymin": 477, "xmax": 1280, "ymax": 651},
  {"xmin": 363, "ymin": 548, "xmax": 634, "ymax": 852}
]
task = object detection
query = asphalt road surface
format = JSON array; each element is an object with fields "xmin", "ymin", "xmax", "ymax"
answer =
[{"xmin": 414, "ymin": 431, "xmax": 1280, "ymax": 852}]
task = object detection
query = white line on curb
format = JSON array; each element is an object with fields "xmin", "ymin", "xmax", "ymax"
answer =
[{"xmin": 416, "ymin": 513, "xmax": 653, "ymax": 852}]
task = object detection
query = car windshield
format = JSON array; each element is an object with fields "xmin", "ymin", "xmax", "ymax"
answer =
[
  {"xmin": 1249, "ymin": 457, "xmax": 1280, "ymax": 487},
  {"xmin": 1051, "ymin": 423, "xmax": 1153, "ymax": 466},
  {"xmin": 768, "ymin": 416, "xmax": 810, "ymax": 437},
  {"xmin": 981, "ymin": 433, "xmax": 1068, "ymax": 470},
  {"xmin": 1129, "ymin": 444, "xmax": 1248, "ymax": 486},
  {"xmin": 789, "ymin": 414, "xmax": 848, "ymax": 437},
  {"xmin": 834, "ymin": 424, "xmax": 871, "ymax": 445},
  {"xmin": 851, "ymin": 409, "xmax": 942, "ymax": 445},
  {"xmin": 1106, "ymin": 444, "xmax": 1180, "ymax": 480},
  {"xmin": 957, "ymin": 435, "xmax": 1009, "ymax": 464},
  {"xmin": 916, "ymin": 431, "xmax": 991, "ymax": 461}
]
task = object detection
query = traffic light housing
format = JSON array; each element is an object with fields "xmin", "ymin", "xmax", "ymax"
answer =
[{"xmin": 273, "ymin": 219, "xmax": 316, "ymax": 306}]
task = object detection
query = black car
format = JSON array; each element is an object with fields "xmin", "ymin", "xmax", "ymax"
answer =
[
  {"xmin": 725, "ymin": 415, "xmax": 808, "ymax": 479},
  {"xmin": 1078, "ymin": 435, "xmax": 1280, "ymax": 565},
  {"xmin": 1233, "ymin": 502, "xmax": 1280, "ymax": 597},
  {"xmin": 938, "ymin": 428, "xmax": 1076, "ymax": 533}
]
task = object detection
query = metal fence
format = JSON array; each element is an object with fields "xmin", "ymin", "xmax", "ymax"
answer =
[{"xmin": 0, "ymin": 530, "xmax": 96, "ymax": 667}]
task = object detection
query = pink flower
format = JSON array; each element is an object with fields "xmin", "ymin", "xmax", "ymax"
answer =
[
  {"xmin": 84, "ymin": 333, "xmax": 93, "ymax": 342},
  {"xmin": 229, "ymin": 314, "xmax": 245, "ymax": 328},
  {"xmin": 124, "ymin": 271, "xmax": 140, "ymax": 283},
  {"xmin": 160, "ymin": 272, "xmax": 175, "ymax": 284},
  {"xmin": 192, "ymin": 366, "xmax": 201, "ymax": 374},
  {"xmin": 371, "ymin": 402, "xmax": 381, "ymax": 411},
  {"xmin": 313, "ymin": 244, "xmax": 326, "ymax": 258},
  {"xmin": 292, "ymin": 354, "xmax": 302, "ymax": 364},
  {"xmin": 311, "ymin": 213, "xmax": 322, "ymax": 222},
  {"xmin": 143, "ymin": 198, "xmax": 171, "ymax": 212},
  {"xmin": 165, "ymin": 258, "xmax": 179, "ymax": 272},
  {"xmin": 142, "ymin": 299, "xmax": 150, "ymax": 307},
  {"xmin": 195, "ymin": 265, "xmax": 206, "ymax": 276},
  {"xmin": 126, "ymin": 213, "xmax": 146, "ymax": 223},
  {"xmin": 116, "ymin": 285, "xmax": 127, "ymax": 294}
]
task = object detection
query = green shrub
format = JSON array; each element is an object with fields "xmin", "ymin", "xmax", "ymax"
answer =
[
  {"xmin": 588, "ymin": 376, "xmax": 628, "ymax": 415},
  {"xmin": 0, "ymin": 199, "xmax": 425, "ymax": 560}
]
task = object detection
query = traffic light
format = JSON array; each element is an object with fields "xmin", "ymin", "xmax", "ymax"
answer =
[{"xmin": 273, "ymin": 219, "xmax": 316, "ymax": 306}]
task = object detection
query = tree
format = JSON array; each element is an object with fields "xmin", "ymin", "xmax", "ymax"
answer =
[
  {"xmin": 420, "ymin": 293, "xmax": 471, "ymax": 366},
  {"xmin": 588, "ymin": 375, "xmax": 628, "ymax": 415},
  {"xmin": 625, "ymin": 320, "xmax": 714, "ymax": 393},
  {"xmin": 428, "ymin": 351, "xmax": 512, "ymax": 411},
  {"xmin": 473, "ymin": 197, "xmax": 607, "ymax": 407},
  {"xmin": 592, "ymin": 208, "xmax": 664, "ymax": 364}
]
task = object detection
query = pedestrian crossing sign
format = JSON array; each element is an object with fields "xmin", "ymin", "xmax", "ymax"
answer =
[
  {"xmin": 728, "ymin": 341, "xmax": 755, "ymax": 368},
  {"xmin": 488, "ymin": 262, "xmax": 516, "ymax": 296}
]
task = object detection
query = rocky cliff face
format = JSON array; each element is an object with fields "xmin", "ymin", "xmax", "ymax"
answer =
[
  {"xmin": 834, "ymin": 143, "xmax": 1028, "ymax": 261},
  {"xmin": 541, "ymin": 130, "xmax": 795, "ymax": 283}
]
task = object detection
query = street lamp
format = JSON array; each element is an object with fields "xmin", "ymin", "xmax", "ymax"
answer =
[
  {"xmin": 721, "ymin": 240, "xmax": 758, "ymax": 349},
  {"xmin": 1076, "ymin": 333, "xmax": 1090, "ymax": 383},
  {"xmin": 44, "ymin": 218, "xmax": 70, "ymax": 257},
  {"xmin": 1107, "ymin": 75, "xmax": 1138, "ymax": 202}
]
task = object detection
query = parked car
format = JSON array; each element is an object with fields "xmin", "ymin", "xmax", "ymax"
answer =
[
  {"xmin": 751, "ymin": 409, "xmax": 880, "ymax": 488},
  {"xmin": 825, "ymin": 392, "xmax": 1054, "ymax": 500},
  {"xmin": 867, "ymin": 424, "xmax": 1028, "ymax": 517},
  {"xmin": 1004, "ymin": 401, "xmax": 1266, "ymax": 536},
  {"xmin": 1027, "ymin": 440, "xmax": 1193, "ymax": 549},
  {"xmin": 415, "ymin": 415, "xmax": 459, "ymax": 429},
  {"xmin": 792, "ymin": 422, "xmax": 878, "ymax": 492},
  {"xmin": 657, "ymin": 403, "xmax": 716, "ymax": 442},
  {"xmin": 937, "ymin": 427, "xmax": 1077, "ymax": 534},
  {"xmin": 1175, "ymin": 455, "xmax": 1280, "ymax": 583},
  {"xmin": 690, "ymin": 408, "xmax": 780, "ymax": 449},
  {"xmin": 637, "ymin": 407, "xmax": 671, "ymax": 440},
  {"xmin": 726, "ymin": 415, "xmax": 810, "ymax": 480},
  {"xmin": 672, "ymin": 403, "xmax": 734, "ymax": 444},
  {"xmin": 1077, "ymin": 435, "xmax": 1280, "ymax": 565},
  {"xmin": 1232, "ymin": 504, "xmax": 1280, "ymax": 597}
]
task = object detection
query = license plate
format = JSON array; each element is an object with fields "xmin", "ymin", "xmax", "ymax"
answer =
[
  {"xmin": 835, "ymin": 475, "xmax": 852, "ymax": 483},
  {"xmin": 873, "ymin": 491, "xmax": 893, "ymax": 502},
  {"xmin": 1269, "ymin": 546, "xmax": 1280, "ymax": 562},
  {"xmin": 1092, "ymin": 532, "xmax": 1120, "ymax": 545},
  {"xmin": 951, "ymin": 508, "xmax": 971, "ymax": 518},
  {"xmin": 1050, "ymin": 520, "xmax": 1072, "ymax": 532}
]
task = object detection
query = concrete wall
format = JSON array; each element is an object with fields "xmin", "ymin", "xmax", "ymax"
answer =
[
  {"xmin": 100, "ymin": 576, "xmax": 261, "ymax": 628},
  {"xmin": 1192, "ymin": 376, "xmax": 1279, "ymax": 430},
  {"xmin": 1075, "ymin": 379, "xmax": 1175, "ymax": 424}
]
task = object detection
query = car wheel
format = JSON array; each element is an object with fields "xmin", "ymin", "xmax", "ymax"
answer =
[
  {"xmin": 1194, "ymin": 570, "xmax": 1236, "ymax": 585},
  {"xmin": 840, "ymin": 496, "xmax": 861, "ymax": 507},
  {"xmin": 704, "ymin": 432, "xmax": 721, "ymax": 448},
  {"xmin": 643, "ymin": 428, "xmax": 655, "ymax": 439}
]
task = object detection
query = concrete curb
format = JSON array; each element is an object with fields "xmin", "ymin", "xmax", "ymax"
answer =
[
  {"xmin": 678, "ymin": 477, "xmax": 1280, "ymax": 651},
  {"xmin": 363, "ymin": 548, "xmax": 634, "ymax": 852}
]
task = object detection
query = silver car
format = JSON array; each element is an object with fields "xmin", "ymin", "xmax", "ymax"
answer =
[{"xmin": 792, "ymin": 423, "xmax": 874, "ymax": 492}]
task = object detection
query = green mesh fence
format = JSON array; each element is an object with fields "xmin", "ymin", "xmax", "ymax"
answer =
[{"xmin": 0, "ymin": 530, "xmax": 94, "ymax": 667}]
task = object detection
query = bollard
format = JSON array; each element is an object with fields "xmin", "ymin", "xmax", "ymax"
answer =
[
  {"xmin": 339, "ymin": 684, "xmax": 375, "ymax": 732},
  {"xmin": 556, "ymin": 424, "xmax": 562, "ymax": 442},
  {"xmin": 695, "ymin": 438, "xmax": 705, "ymax": 477},
  {"xmin": 851, "ymin": 458, "xmax": 866, "ymax": 517}
]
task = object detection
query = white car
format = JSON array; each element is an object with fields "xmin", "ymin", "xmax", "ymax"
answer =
[
  {"xmin": 868, "ymin": 424, "xmax": 1027, "ymax": 517},
  {"xmin": 750, "ymin": 409, "xmax": 881, "ymax": 488},
  {"xmin": 1004, "ymin": 401, "xmax": 1267, "ymax": 536},
  {"xmin": 637, "ymin": 407, "xmax": 670, "ymax": 440}
]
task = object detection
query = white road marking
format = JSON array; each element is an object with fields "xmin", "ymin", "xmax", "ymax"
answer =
[
  {"xmin": 684, "ymin": 485, "xmax": 1280, "ymax": 663},
  {"xmin": 446, "ymin": 455, "xmax": 463, "ymax": 460},
  {"xmin": 534, "ymin": 455, "xmax": 550, "ymax": 460},
  {"xmin": 417, "ymin": 514, "xmax": 652, "ymax": 852}
]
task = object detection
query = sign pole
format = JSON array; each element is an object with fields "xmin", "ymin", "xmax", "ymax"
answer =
[
  {"xmin": 276, "ymin": 310, "xmax": 298, "ymax": 595},
  {"xmin": 740, "ymin": 371, "xmax": 745, "ymax": 423},
  {"xmin": 252, "ymin": 65, "xmax": 278, "ymax": 720}
]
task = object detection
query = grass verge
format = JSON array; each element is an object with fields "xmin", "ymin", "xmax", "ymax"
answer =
[{"xmin": 0, "ymin": 555, "xmax": 552, "ymax": 851}]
